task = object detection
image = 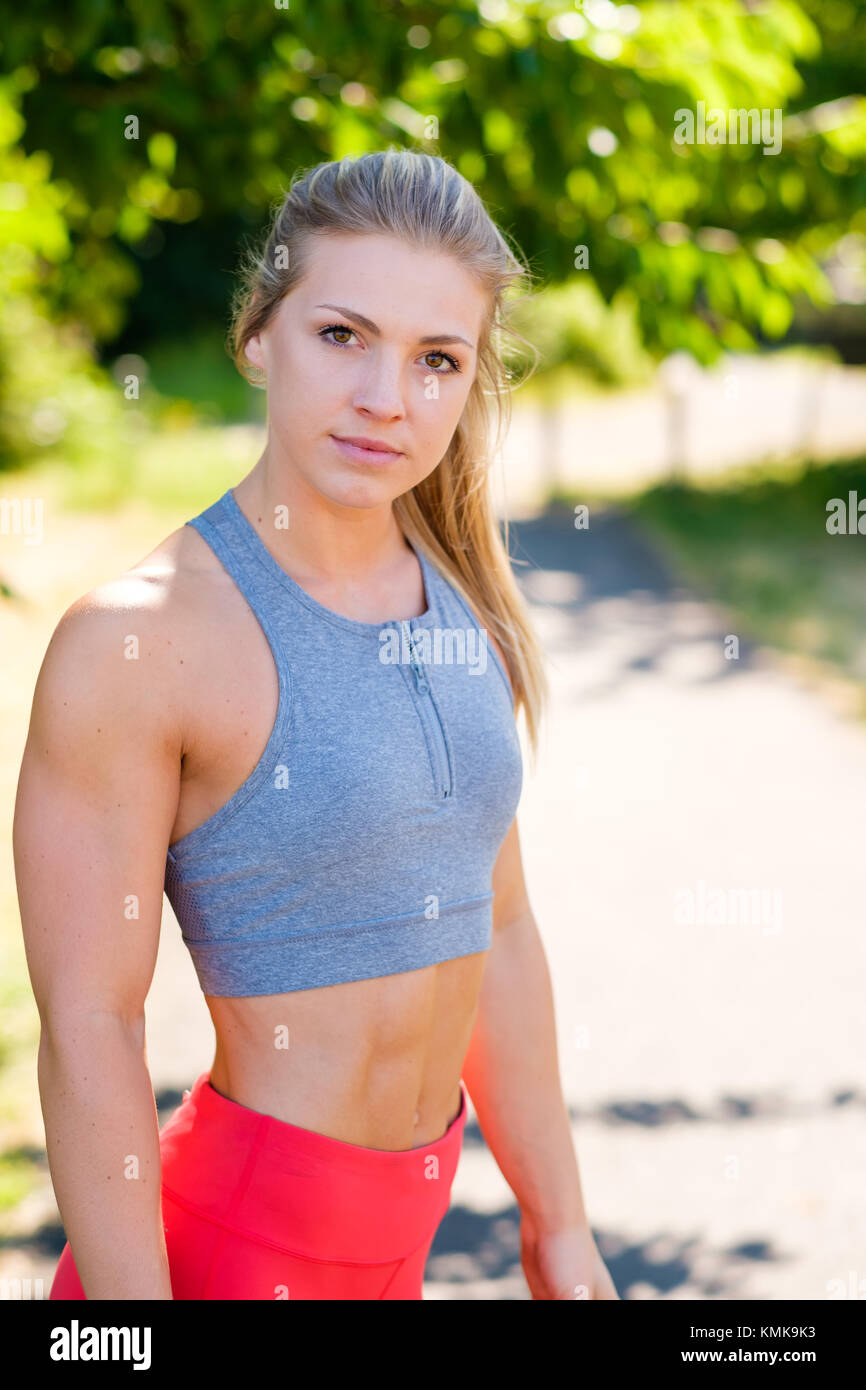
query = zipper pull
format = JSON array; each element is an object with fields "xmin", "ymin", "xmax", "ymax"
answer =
[{"xmin": 402, "ymin": 620, "xmax": 429, "ymax": 693}]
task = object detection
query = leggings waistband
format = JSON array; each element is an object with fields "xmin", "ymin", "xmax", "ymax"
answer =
[{"xmin": 158, "ymin": 1072, "xmax": 468, "ymax": 1263}]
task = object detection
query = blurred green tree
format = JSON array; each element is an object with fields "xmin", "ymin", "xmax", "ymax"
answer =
[{"xmin": 1, "ymin": 0, "xmax": 864, "ymax": 464}]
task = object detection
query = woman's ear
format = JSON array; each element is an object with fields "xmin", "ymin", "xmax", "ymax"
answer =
[{"xmin": 244, "ymin": 333, "xmax": 265, "ymax": 371}]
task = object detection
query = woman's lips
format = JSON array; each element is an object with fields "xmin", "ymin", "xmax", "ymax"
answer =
[{"xmin": 330, "ymin": 435, "xmax": 404, "ymax": 466}]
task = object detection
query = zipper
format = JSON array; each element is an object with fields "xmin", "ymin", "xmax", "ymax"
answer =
[{"xmin": 400, "ymin": 619, "xmax": 453, "ymax": 800}]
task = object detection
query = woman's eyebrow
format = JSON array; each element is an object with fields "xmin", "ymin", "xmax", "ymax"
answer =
[{"xmin": 314, "ymin": 303, "xmax": 475, "ymax": 349}]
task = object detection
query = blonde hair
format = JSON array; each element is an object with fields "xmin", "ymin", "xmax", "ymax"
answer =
[{"xmin": 228, "ymin": 148, "xmax": 549, "ymax": 761}]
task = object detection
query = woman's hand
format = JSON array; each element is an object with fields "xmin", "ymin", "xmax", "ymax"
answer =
[{"xmin": 520, "ymin": 1213, "xmax": 620, "ymax": 1300}]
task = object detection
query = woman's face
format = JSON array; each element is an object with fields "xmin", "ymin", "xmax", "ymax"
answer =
[{"xmin": 244, "ymin": 232, "xmax": 489, "ymax": 510}]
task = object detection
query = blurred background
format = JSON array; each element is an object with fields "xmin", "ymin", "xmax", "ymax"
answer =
[{"xmin": 1, "ymin": 0, "xmax": 865, "ymax": 1300}]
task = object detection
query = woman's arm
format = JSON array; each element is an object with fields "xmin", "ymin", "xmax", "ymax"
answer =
[
  {"xmin": 461, "ymin": 816, "xmax": 618, "ymax": 1299},
  {"xmin": 13, "ymin": 589, "xmax": 184, "ymax": 1300}
]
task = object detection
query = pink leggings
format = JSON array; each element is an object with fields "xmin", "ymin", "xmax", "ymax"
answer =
[{"xmin": 49, "ymin": 1070, "xmax": 467, "ymax": 1300}]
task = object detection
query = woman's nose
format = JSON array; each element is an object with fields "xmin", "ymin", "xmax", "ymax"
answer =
[{"xmin": 352, "ymin": 353, "xmax": 407, "ymax": 418}]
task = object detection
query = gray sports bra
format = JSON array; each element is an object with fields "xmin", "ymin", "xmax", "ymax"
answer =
[{"xmin": 163, "ymin": 487, "xmax": 523, "ymax": 996}]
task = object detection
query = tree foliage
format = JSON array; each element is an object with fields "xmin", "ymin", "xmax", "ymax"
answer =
[{"xmin": 1, "ymin": 0, "xmax": 864, "ymax": 460}]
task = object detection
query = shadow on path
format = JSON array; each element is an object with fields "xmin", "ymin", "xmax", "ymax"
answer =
[
  {"xmin": 505, "ymin": 502, "xmax": 763, "ymax": 693},
  {"xmin": 428, "ymin": 1200, "xmax": 786, "ymax": 1300}
]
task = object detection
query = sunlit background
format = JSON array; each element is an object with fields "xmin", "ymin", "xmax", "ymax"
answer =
[{"xmin": 1, "ymin": 0, "xmax": 864, "ymax": 1300}]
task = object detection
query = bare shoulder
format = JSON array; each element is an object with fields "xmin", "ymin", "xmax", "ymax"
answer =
[
  {"xmin": 14, "ymin": 519, "xmax": 231, "ymax": 1018},
  {"xmin": 32, "ymin": 517, "xmax": 226, "ymax": 758}
]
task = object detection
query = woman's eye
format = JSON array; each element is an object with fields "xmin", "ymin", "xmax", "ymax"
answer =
[
  {"xmin": 320, "ymin": 325, "xmax": 355, "ymax": 347},
  {"xmin": 319, "ymin": 325, "xmax": 460, "ymax": 374},
  {"xmin": 424, "ymin": 351, "xmax": 460, "ymax": 374}
]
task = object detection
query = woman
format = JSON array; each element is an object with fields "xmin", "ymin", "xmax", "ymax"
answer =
[{"xmin": 14, "ymin": 149, "xmax": 617, "ymax": 1300}]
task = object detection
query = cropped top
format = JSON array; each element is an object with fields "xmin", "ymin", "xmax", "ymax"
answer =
[{"xmin": 163, "ymin": 487, "xmax": 524, "ymax": 997}]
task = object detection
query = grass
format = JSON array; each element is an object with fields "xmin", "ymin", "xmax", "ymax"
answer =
[
  {"xmin": 621, "ymin": 454, "xmax": 866, "ymax": 707},
  {"xmin": 0, "ymin": 1148, "xmax": 40, "ymax": 1213},
  {"xmin": 5, "ymin": 416, "xmax": 263, "ymax": 517},
  {"xmin": 0, "ymin": 937, "xmax": 42, "ymax": 1212}
]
